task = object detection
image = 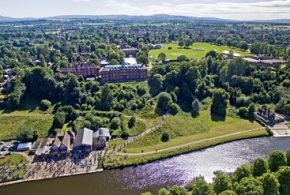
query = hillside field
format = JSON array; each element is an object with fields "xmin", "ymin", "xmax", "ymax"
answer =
[{"xmin": 149, "ymin": 42, "xmax": 251, "ymax": 60}]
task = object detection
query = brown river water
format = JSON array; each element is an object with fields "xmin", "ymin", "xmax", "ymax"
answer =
[{"xmin": 1, "ymin": 137, "xmax": 290, "ymax": 195}]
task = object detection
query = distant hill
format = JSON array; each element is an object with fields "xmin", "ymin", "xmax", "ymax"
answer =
[
  {"xmin": 0, "ymin": 14, "xmax": 289, "ymax": 24},
  {"xmin": 45, "ymin": 14, "xmax": 232, "ymax": 23},
  {"xmin": 0, "ymin": 15, "xmax": 17, "ymax": 22}
]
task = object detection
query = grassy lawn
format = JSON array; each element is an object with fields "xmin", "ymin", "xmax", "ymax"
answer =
[
  {"xmin": 123, "ymin": 111, "xmax": 265, "ymax": 153},
  {"xmin": 0, "ymin": 153, "xmax": 28, "ymax": 182},
  {"xmin": 104, "ymin": 112, "xmax": 267, "ymax": 168},
  {"xmin": 0, "ymin": 98, "xmax": 53, "ymax": 140},
  {"xmin": 149, "ymin": 42, "xmax": 251, "ymax": 60}
]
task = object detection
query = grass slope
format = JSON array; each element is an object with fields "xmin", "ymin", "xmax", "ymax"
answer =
[
  {"xmin": 149, "ymin": 42, "xmax": 251, "ymax": 60},
  {"xmin": 0, "ymin": 98, "xmax": 53, "ymax": 140},
  {"xmin": 124, "ymin": 111, "xmax": 265, "ymax": 153},
  {"xmin": 104, "ymin": 112, "xmax": 267, "ymax": 168}
]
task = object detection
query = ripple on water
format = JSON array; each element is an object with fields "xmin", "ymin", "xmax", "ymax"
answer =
[{"xmin": 116, "ymin": 137, "xmax": 290, "ymax": 190}]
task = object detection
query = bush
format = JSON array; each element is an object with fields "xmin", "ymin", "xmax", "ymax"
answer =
[
  {"xmin": 161, "ymin": 132, "xmax": 170, "ymax": 142},
  {"xmin": 238, "ymin": 107, "xmax": 248, "ymax": 118},
  {"xmin": 40, "ymin": 99, "xmax": 51, "ymax": 111},
  {"xmin": 128, "ymin": 116, "xmax": 136, "ymax": 128},
  {"xmin": 169, "ymin": 103, "xmax": 179, "ymax": 115},
  {"xmin": 16, "ymin": 127, "xmax": 38, "ymax": 142},
  {"xmin": 110, "ymin": 117, "xmax": 121, "ymax": 130},
  {"xmin": 53, "ymin": 111, "xmax": 66, "ymax": 128}
]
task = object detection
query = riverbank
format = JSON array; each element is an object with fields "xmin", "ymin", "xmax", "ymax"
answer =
[{"xmin": 104, "ymin": 127, "xmax": 268, "ymax": 169}]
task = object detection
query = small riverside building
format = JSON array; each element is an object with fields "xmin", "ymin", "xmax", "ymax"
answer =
[
  {"xmin": 93, "ymin": 128, "xmax": 111, "ymax": 150},
  {"xmin": 50, "ymin": 132, "xmax": 71, "ymax": 158},
  {"xmin": 73, "ymin": 128, "xmax": 94, "ymax": 156}
]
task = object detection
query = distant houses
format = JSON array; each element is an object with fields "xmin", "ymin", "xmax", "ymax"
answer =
[
  {"xmin": 121, "ymin": 47, "xmax": 139, "ymax": 57},
  {"xmin": 243, "ymin": 56, "xmax": 286, "ymax": 67}
]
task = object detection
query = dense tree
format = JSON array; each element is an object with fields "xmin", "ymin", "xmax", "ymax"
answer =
[
  {"xmin": 277, "ymin": 167, "xmax": 290, "ymax": 195},
  {"xmin": 211, "ymin": 89, "xmax": 229, "ymax": 119},
  {"xmin": 53, "ymin": 111, "xmax": 66, "ymax": 128},
  {"xmin": 148, "ymin": 74, "xmax": 163, "ymax": 96},
  {"xmin": 235, "ymin": 177, "xmax": 264, "ymax": 195},
  {"xmin": 157, "ymin": 92, "xmax": 172, "ymax": 113},
  {"xmin": 268, "ymin": 151, "xmax": 287, "ymax": 172},
  {"xmin": 189, "ymin": 177, "xmax": 213, "ymax": 195},
  {"xmin": 253, "ymin": 158, "xmax": 268, "ymax": 177},
  {"xmin": 213, "ymin": 171, "xmax": 232, "ymax": 194},
  {"xmin": 261, "ymin": 173, "xmax": 280, "ymax": 195},
  {"xmin": 192, "ymin": 98, "xmax": 201, "ymax": 116},
  {"xmin": 233, "ymin": 165, "xmax": 251, "ymax": 182}
]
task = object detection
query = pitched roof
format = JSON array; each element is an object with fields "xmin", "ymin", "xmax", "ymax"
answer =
[
  {"xmin": 52, "ymin": 136, "xmax": 62, "ymax": 148},
  {"xmin": 62, "ymin": 132, "xmax": 71, "ymax": 148},
  {"xmin": 94, "ymin": 128, "xmax": 111, "ymax": 138},
  {"xmin": 73, "ymin": 128, "xmax": 93, "ymax": 148}
]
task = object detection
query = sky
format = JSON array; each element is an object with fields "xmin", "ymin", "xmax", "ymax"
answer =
[{"xmin": 0, "ymin": 0, "xmax": 290, "ymax": 20}]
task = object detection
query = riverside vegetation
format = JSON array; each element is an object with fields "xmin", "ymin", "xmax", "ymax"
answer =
[{"xmin": 142, "ymin": 149, "xmax": 290, "ymax": 195}]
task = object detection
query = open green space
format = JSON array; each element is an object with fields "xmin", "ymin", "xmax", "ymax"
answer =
[
  {"xmin": 0, "ymin": 98, "xmax": 53, "ymax": 140},
  {"xmin": 149, "ymin": 42, "xmax": 251, "ymax": 60},
  {"xmin": 124, "ymin": 111, "xmax": 265, "ymax": 153},
  {"xmin": 104, "ymin": 111, "xmax": 267, "ymax": 168}
]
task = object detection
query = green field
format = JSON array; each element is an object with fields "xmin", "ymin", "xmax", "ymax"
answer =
[
  {"xmin": 0, "ymin": 98, "xmax": 53, "ymax": 140},
  {"xmin": 123, "ymin": 111, "xmax": 265, "ymax": 153},
  {"xmin": 149, "ymin": 42, "xmax": 251, "ymax": 60},
  {"xmin": 104, "ymin": 112, "xmax": 267, "ymax": 168}
]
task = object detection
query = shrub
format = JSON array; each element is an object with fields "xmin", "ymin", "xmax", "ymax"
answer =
[
  {"xmin": 40, "ymin": 99, "xmax": 51, "ymax": 111},
  {"xmin": 169, "ymin": 103, "xmax": 179, "ymax": 115},
  {"xmin": 53, "ymin": 111, "xmax": 66, "ymax": 128},
  {"xmin": 161, "ymin": 132, "xmax": 170, "ymax": 142},
  {"xmin": 110, "ymin": 117, "xmax": 121, "ymax": 130}
]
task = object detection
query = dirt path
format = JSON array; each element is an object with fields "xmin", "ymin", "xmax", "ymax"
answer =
[
  {"xmin": 116, "ymin": 127, "xmax": 264, "ymax": 156},
  {"xmin": 106, "ymin": 114, "xmax": 168, "ymax": 156}
]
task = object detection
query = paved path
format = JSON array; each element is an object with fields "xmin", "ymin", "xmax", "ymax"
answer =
[{"xmin": 116, "ymin": 127, "xmax": 264, "ymax": 156}]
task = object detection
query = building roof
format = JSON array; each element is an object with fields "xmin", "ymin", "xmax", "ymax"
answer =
[
  {"xmin": 73, "ymin": 128, "xmax": 93, "ymax": 148},
  {"xmin": 52, "ymin": 136, "xmax": 62, "ymax": 148},
  {"xmin": 62, "ymin": 132, "xmax": 71, "ymax": 148},
  {"xmin": 17, "ymin": 142, "xmax": 32, "ymax": 151},
  {"xmin": 100, "ymin": 64, "xmax": 146, "ymax": 72},
  {"xmin": 94, "ymin": 128, "xmax": 111, "ymax": 138},
  {"xmin": 243, "ymin": 57, "xmax": 286, "ymax": 64}
]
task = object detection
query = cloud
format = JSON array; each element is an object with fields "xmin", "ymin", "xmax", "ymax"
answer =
[{"xmin": 0, "ymin": 0, "xmax": 290, "ymax": 20}]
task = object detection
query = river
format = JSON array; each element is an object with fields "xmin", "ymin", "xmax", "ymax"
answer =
[{"xmin": 1, "ymin": 137, "xmax": 290, "ymax": 195}]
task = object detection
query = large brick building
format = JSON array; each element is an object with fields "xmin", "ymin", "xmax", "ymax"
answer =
[
  {"xmin": 59, "ymin": 62, "xmax": 99, "ymax": 78},
  {"xmin": 99, "ymin": 64, "xmax": 147, "ymax": 82}
]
